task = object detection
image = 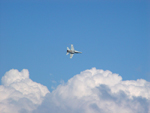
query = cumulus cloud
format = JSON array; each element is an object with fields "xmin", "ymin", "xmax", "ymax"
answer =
[
  {"xmin": 0, "ymin": 68, "xmax": 150, "ymax": 113},
  {"xmin": 0, "ymin": 69, "xmax": 49, "ymax": 113}
]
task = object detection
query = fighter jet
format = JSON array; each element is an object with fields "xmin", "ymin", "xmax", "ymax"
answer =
[{"xmin": 66, "ymin": 44, "xmax": 82, "ymax": 59}]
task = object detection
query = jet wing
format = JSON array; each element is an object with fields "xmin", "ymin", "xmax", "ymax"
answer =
[
  {"xmin": 70, "ymin": 54, "xmax": 74, "ymax": 59},
  {"xmin": 71, "ymin": 44, "xmax": 74, "ymax": 51}
]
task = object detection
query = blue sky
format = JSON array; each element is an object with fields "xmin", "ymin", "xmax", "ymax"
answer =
[{"xmin": 0, "ymin": 0, "xmax": 150, "ymax": 91}]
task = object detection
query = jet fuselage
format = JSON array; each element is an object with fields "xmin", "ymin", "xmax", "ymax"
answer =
[{"xmin": 67, "ymin": 50, "xmax": 80, "ymax": 54}]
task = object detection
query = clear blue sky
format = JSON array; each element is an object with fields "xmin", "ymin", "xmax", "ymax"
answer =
[{"xmin": 0, "ymin": 0, "xmax": 149, "ymax": 91}]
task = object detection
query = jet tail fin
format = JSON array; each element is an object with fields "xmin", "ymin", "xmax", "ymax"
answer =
[{"xmin": 66, "ymin": 47, "xmax": 70, "ymax": 55}]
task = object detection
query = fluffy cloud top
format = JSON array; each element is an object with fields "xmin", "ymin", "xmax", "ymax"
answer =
[
  {"xmin": 0, "ymin": 69, "xmax": 49, "ymax": 113},
  {"xmin": 0, "ymin": 68, "xmax": 150, "ymax": 113}
]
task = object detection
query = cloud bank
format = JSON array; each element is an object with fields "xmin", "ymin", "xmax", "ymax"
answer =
[
  {"xmin": 0, "ymin": 69, "xmax": 49, "ymax": 113},
  {"xmin": 0, "ymin": 68, "xmax": 150, "ymax": 113}
]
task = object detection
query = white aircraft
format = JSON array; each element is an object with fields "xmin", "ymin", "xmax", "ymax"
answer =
[{"xmin": 66, "ymin": 44, "xmax": 82, "ymax": 59}]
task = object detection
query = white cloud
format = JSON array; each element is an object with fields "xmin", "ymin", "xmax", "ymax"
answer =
[
  {"xmin": 0, "ymin": 69, "xmax": 49, "ymax": 113},
  {"xmin": 0, "ymin": 68, "xmax": 150, "ymax": 113}
]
